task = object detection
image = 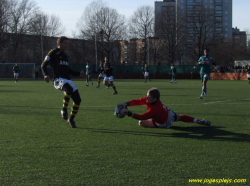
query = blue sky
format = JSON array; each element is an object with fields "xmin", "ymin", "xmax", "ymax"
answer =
[{"xmin": 36, "ymin": 0, "xmax": 250, "ymax": 37}]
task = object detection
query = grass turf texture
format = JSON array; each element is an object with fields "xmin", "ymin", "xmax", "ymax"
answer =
[{"xmin": 0, "ymin": 79, "xmax": 249, "ymax": 186}]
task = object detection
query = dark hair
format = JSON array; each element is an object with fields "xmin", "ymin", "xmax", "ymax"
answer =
[
  {"xmin": 57, "ymin": 36, "xmax": 68, "ymax": 46},
  {"xmin": 148, "ymin": 88, "xmax": 160, "ymax": 100}
]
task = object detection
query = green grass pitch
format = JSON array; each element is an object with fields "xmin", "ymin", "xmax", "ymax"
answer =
[{"xmin": 0, "ymin": 78, "xmax": 249, "ymax": 186}]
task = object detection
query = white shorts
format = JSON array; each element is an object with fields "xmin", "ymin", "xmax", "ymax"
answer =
[
  {"xmin": 99, "ymin": 73, "xmax": 106, "ymax": 78},
  {"xmin": 247, "ymin": 74, "xmax": 250, "ymax": 79},
  {"xmin": 155, "ymin": 109, "xmax": 176, "ymax": 128},
  {"xmin": 104, "ymin": 76, "xmax": 114, "ymax": 82},
  {"xmin": 14, "ymin": 73, "xmax": 19, "ymax": 76},
  {"xmin": 53, "ymin": 78, "xmax": 78, "ymax": 92},
  {"xmin": 144, "ymin": 72, "xmax": 149, "ymax": 77}
]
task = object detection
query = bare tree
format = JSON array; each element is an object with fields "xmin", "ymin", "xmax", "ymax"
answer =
[
  {"xmin": 0, "ymin": 0, "xmax": 11, "ymax": 61},
  {"xmin": 184, "ymin": 6, "xmax": 223, "ymax": 62},
  {"xmin": 155, "ymin": 8, "xmax": 186, "ymax": 65},
  {"xmin": 77, "ymin": 0, "xmax": 127, "ymax": 64},
  {"xmin": 213, "ymin": 41, "xmax": 233, "ymax": 67},
  {"xmin": 28, "ymin": 12, "xmax": 65, "ymax": 61},
  {"xmin": 128, "ymin": 6, "xmax": 154, "ymax": 65},
  {"xmin": 2, "ymin": 0, "xmax": 39, "ymax": 62},
  {"xmin": 148, "ymin": 38, "xmax": 165, "ymax": 66}
]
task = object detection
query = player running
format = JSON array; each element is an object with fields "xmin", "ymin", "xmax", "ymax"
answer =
[
  {"xmin": 197, "ymin": 49, "xmax": 215, "ymax": 99},
  {"xmin": 116, "ymin": 88, "xmax": 211, "ymax": 128},
  {"xmin": 13, "ymin": 63, "xmax": 20, "ymax": 83},
  {"xmin": 103, "ymin": 57, "xmax": 118, "ymax": 94},
  {"xmin": 41, "ymin": 36, "xmax": 84, "ymax": 128}
]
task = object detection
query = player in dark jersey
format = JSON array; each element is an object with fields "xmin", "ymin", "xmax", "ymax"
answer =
[
  {"xmin": 96, "ymin": 60, "xmax": 106, "ymax": 88},
  {"xmin": 247, "ymin": 66, "xmax": 250, "ymax": 84},
  {"xmin": 117, "ymin": 88, "xmax": 211, "ymax": 128},
  {"xmin": 41, "ymin": 36, "xmax": 84, "ymax": 128},
  {"xmin": 13, "ymin": 63, "xmax": 20, "ymax": 83},
  {"xmin": 103, "ymin": 57, "xmax": 118, "ymax": 94},
  {"xmin": 143, "ymin": 64, "xmax": 151, "ymax": 83}
]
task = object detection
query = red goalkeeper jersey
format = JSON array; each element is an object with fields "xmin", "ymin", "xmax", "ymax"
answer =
[{"xmin": 128, "ymin": 97, "xmax": 169, "ymax": 124}]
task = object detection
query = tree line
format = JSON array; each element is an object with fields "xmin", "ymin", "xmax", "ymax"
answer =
[{"xmin": 0, "ymin": 0, "xmax": 249, "ymax": 67}]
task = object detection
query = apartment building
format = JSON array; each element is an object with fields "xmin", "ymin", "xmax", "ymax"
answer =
[
  {"xmin": 155, "ymin": 0, "xmax": 232, "ymax": 40},
  {"xmin": 155, "ymin": 0, "xmax": 233, "ymax": 64}
]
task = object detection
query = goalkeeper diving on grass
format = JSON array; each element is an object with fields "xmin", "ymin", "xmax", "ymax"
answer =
[{"xmin": 115, "ymin": 88, "xmax": 211, "ymax": 128}]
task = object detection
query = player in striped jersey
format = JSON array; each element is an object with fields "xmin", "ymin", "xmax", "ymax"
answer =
[{"xmin": 41, "ymin": 36, "xmax": 84, "ymax": 128}]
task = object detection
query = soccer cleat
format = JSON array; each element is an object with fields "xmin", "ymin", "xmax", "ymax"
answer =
[
  {"xmin": 96, "ymin": 86, "xmax": 100, "ymax": 88},
  {"xmin": 199, "ymin": 96, "xmax": 203, "ymax": 99},
  {"xmin": 67, "ymin": 119, "xmax": 77, "ymax": 128},
  {"xmin": 106, "ymin": 86, "xmax": 110, "ymax": 89},
  {"xmin": 61, "ymin": 110, "xmax": 68, "ymax": 120},
  {"xmin": 198, "ymin": 120, "xmax": 211, "ymax": 126},
  {"xmin": 113, "ymin": 91, "xmax": 118, "ymax": 94}
]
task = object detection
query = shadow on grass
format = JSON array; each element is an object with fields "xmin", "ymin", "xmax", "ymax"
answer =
[
  {"xmin": 170, "ymin": 126, "xmax": 250, "ymax": 142},
  {"xmin": 79, "ymin": 126, "xmax": 250, "ymax": 142}
]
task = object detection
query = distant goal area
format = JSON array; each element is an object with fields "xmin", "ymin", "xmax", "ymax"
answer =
[{"xmin": 0, "ymin": 63, "xmax": 36, "ymax": 78}]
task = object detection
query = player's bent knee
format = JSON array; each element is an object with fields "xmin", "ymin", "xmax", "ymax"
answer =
[
  {"xmin": 71, "ymin": 90, "xmax": 81, "ymax": 105},
  {"xmin": 138, "ymin": 120, "xmax": 143, "ymax": 126},
  {"xmin": 138, "ymin": 120, "xmax": 149, "ymax": 127}
]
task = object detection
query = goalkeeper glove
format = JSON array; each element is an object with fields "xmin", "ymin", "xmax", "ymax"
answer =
[
  {"xmin": 127, "ymin": 110, "xmax": 133, "ymax": 117},
  {"xmin": 117, "ymin": 102, "xmax": 129, "ymax": 109}
]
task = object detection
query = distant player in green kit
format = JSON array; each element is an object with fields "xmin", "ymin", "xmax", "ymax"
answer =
[
  {"xmin": 85, "ymin": 62, "xmax": 93, "ymax": 86},
  {"xmin": 197, "ymin": 49, "xmax": 215, "ymax": 99},
  {"xmin": 170, "ymin": 65, "xmax": 177, "ymax": 83}
]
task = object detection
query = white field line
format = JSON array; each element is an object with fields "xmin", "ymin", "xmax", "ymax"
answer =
[{"xmin": 0, "ymin": 98, "xmax": 249, "ymax": 109}]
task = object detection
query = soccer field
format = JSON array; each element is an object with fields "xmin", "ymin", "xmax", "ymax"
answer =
[{"xmin": 0, "ymin": 79, "xmax": 249, "ymax": 186}]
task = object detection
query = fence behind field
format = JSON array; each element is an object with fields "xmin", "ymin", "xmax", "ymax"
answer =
[{"xmin": 0, "ymin": 63, "xmax": 35, "ymax": 78}]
